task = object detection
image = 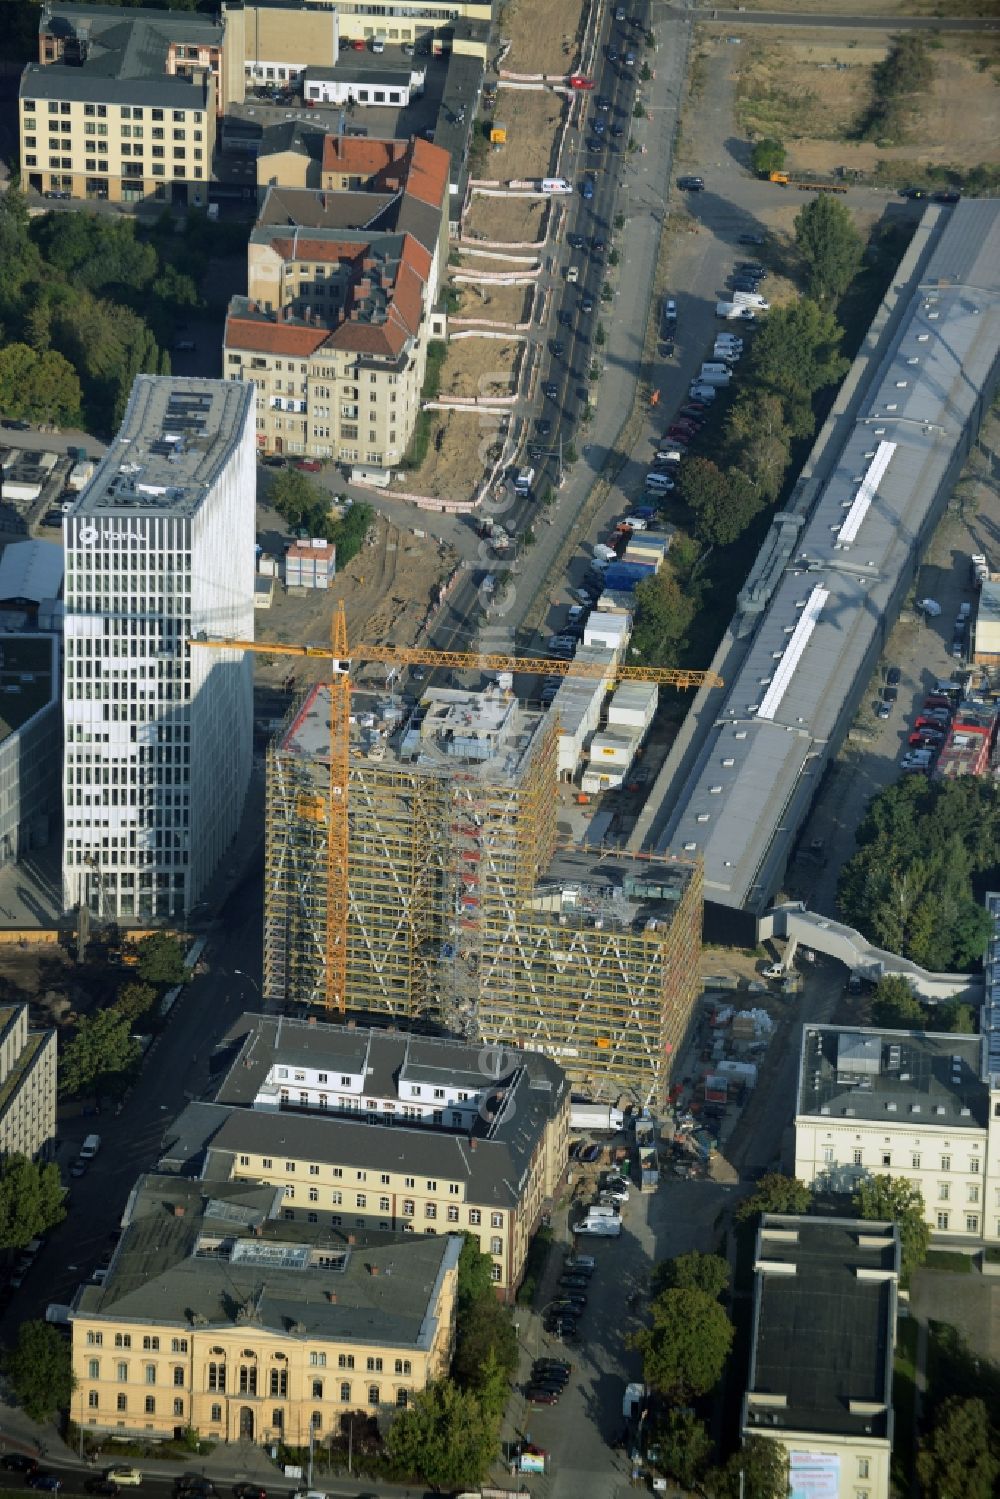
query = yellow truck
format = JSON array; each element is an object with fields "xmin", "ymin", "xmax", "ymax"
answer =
[{"xmin": 769, "ymin": 171, "xmax": 847, "ymax": 194}]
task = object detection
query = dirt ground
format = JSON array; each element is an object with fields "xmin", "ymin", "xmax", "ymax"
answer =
[
  {"xmin": 502, "ymin": 0, "xmax": 586, "ymax": 75},
  {"xmin": 438, "ymin": 336, "xmax": 521, "ymax": 398},
  {"xmin": 253, "ymin": 520, "xmax": 455, "ymax": 684},
  {"xmin": 401, "ymin": 408, "xmax": 501, "ymax": 503},
  {"xmin": 448, "ymin": 278, "xmax": 532, "ymax": 324},
  {"xmin": 463, "ymin": 193, "xmax": 550, "ymax": 244},
  {"xmin": 731, "ymin": 0, "xmax": 995, "ymax": 12},
  {"xmin": 486, "ymin": 89, "xmax": 566, "ymax": 181},
  {"xmin": 0, "ymin": 943, "xmax": 77, "ymax": 1026},
  {"xmin": 735, "ymin": 30, "xmax": 1000, "ymax": 178}
]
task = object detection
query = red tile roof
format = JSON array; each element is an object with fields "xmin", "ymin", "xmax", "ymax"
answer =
[
  {"xmin": 404, "ymin": 136, "xmax": 450, "ymax": 209},
  {"xmin": 320, "ymin": 135, "xmax": 407, "ymax": 180},
  {"xmin": 225, "ymin": 313, "xmax": 329, "ymax": 357}
]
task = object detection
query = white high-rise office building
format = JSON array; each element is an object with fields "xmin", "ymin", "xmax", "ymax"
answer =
[{"xmin": 62, "ymin": 376, "xmax": 256, "ymax": 921}]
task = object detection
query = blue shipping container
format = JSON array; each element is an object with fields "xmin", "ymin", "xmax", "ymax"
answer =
[{"xmin": 602, "ymin": 562, "xmax": 655, "ymax": 591}]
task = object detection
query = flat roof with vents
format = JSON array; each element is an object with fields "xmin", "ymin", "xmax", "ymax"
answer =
[
  {"xmin": 75, "ymin": 375, "xmax": 254, "ymax": 520},
  {"xmin": 655, "ymin": 200, "xmax": 1000, "ymax": 913},
  {"xmin": 744, "ymin": 1215, "xmax": 898, "ymax": 1442},
  {"xmin": 797, "ymin": 1024, "xmax": 986, "ymax": 1128}
]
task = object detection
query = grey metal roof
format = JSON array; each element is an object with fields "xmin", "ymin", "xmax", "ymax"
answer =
[
  {"xmin": 796, "ymin": 1024, "xmax": 987, "ymax": 1128},
  {"xmin": 433, "ymin": 51, "xmax": 484, "ymax": 196},
  {"xmin": 0, "ymin": 540, "xmax": 64, "ymax": 605},
  {"xmin": 256, "ymin": 183, "xmax": 441, "ymax": 259},
  {"xmin": 657, "ymin": 200, "xmax": 1000, "ymax": 911},
  {"xmin": 166, "ymin": 1014, "xmax": 567, "ymax": 1209},
  {"xmin": 745, "ymin": 1215, "xmax": 898, "ymax": 1442},
  {"xmin": 75, "ymin": 1173, "xmax": 459, "ymax": 1344},
  {"xmin": 73, "ymin": 376, "xmax": 254, "ymax": 520},
  {"xmin": 20, "ymin": 61, "xmax": 212, "ymax": 110},
  {"xmin": 40, "ymin": 4, "xmax": 223, "ymax": 47}
]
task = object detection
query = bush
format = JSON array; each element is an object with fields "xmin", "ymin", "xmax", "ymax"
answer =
[{"xmin": 751, "ymin": 138, "xmax": 786, "ymax": 177}]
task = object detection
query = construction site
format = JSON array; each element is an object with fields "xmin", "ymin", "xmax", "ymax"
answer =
[{"xmin": 262, "ymin": 678, "xmax": 702, "ymax": 1108}]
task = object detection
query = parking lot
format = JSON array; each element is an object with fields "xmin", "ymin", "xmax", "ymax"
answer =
[{"xmin": 509, "ymin": 1168, "xmax": 732, "ymax": 1499}]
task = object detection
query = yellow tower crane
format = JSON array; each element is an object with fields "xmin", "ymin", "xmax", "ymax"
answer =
[{"xmin": 190, "ymin": 602, "xmax": 722, "ymax": 1011}]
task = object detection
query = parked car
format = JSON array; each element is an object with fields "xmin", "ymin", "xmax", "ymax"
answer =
[
  {"xmin": 534, "ymin": 1357, "xmax": 572, "ymax": 1375},
  {"xmin": 564, "ymin": 1254, "xmax": 595, "ymax": 1271},
  {"xmin": 29, "ymin": 1479, "xmax": 62, "ymax": 1494},
  {"xmin": 3, "ymin": 1457, "xmax": 39, "ymax": 1476},
  {"xmin": 678, "ymin": 175, "xmax": 704, "ymax": 190},
  {"xmin": 1, "ymin": 418, "xmax": 31, "ymax": 431},
  {"xmin": 885, "ymin": 665, "xmax": 901, "ymax": 686},
  {"xmin": 738, "ymin": 232, "xmax": 765, "ymax": 246},
  {"xmin": 526, "ymin": 1385, "xmax": 560, "ymax": 1405},
  {"xmin": 84, "ymin": 1482, "xmax": 117, "ymax": 1497},
  {"xmin": 581, "ymin": 1143, "xmax": 602, "ymax": 1163},
  {"xmin": 106, "ymin": 1470, "xmax": 142, "ymax": 1489},
  {"xmin": 293, "ymin": 459, "xmax": 322, "ymax": 472}
]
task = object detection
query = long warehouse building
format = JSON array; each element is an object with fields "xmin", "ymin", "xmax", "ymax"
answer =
[{"xmin": 653, "ymin": 199, "xmax": 1000, "ymax": 937}]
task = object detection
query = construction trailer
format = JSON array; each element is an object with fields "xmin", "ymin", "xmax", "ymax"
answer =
[{"xmin": 263, "ymin": 681, "xmax": 702, "ymax": 1108}]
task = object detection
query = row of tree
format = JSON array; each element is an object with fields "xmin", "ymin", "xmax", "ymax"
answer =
[
  {"xmin": 631, "ymin": 196, "xmax": 862, "ymax": 667},
  {"xmin": 0, "ymin": 191, "xmax": 208, "ymax": 433},
  {"xmin": 837, "ymin": 774, "xmax": 998, "ymax": 971},
  {"xmin": 385, "ymin": 1236, "xmax": 517, "ymax": 1491}
]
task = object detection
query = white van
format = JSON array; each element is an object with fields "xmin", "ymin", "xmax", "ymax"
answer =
[
  {"xmin": 689, "ymin": 384, "xmax": 718, "ymax": 402},
  {"xmin": 585, "ymin": 1204, "xmax": 619, "ymax": 1220},
  {"xmin": 645, "ymin": 472, "xmax": 673, "ymax": 493},
  {"xmin": 80, "ymin": 1133, "xmax": 101, "ymax": 1160},
  {"xmin": 700, "ymin": 362, "xmax": 732, "ymax": 379},
  {"xmin": 541, "ymin": 177, "xmax": 573, "ymax": 195}
]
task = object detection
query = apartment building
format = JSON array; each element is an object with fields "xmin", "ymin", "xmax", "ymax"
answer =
[
  {"xmin": 0, "ymin": 1004, "xmax": 57, "ymax": 1161},
  {"xmin": 70, "ymin": 1173, "xmax": 460, "ymax": 1444},
  {"xmin": 225, "ymin": 135, "xmax": 449, "ymax": 466},
  {"xmin": 21, "ymin": 5, "xmax": 218, "ymax": 204},
  {"xmin": 62, "ymin": 376, "xmax": 256, "ymax": 922},
  {"xmin": 743, "ymin": 1215, "xmax": 898, "ymax": 1499},
  {"xmin": 160, "ymin": 1016, "xmax": 570, "ymax": 1300},
  {"xmin": 794, "ymin": 1024, "xmax": 1000, "ymax": 1245}
]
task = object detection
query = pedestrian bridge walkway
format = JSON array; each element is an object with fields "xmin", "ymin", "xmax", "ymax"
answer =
[{"xmin": 761, "ymin": 901, "xmax": 983, "ymax": 1004}]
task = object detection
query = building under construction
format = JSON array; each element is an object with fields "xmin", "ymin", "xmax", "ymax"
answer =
[{"xmin": 264, "ymin": 682, "xmax": 701, "ymax": 1107}]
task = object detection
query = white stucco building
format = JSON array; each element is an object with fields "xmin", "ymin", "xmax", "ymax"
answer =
[
  {"xmin": 794, "ymin": 1021, "xmax": 1000, "ymax": 1246},
  {"xmin": 62, "ymin": 376, "xmax": 256, "ymax": 921}
]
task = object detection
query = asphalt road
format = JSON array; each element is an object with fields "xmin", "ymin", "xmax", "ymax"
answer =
[{"xmin": 0, "ymin": 863, "xmax": 264, "ymax": 1332}]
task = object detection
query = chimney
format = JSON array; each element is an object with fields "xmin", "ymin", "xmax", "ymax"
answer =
[{"xmin": 172, "ymin": 1203, "xmax": 186, "ymax": 1217}]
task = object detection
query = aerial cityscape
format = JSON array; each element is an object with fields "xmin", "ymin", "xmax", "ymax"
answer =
[{"xmin": 0, "ymin": 1, "xmax": 998, "ymax": 1498}]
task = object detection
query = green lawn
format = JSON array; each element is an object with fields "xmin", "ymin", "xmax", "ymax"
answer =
[{"xmin": 891, "ymin": 1314, "xmax": 919, "ymax": 1494}]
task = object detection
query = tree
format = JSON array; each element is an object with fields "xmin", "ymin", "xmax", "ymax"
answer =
[
  {"xmin": 837, "ymin": 776, "xmax": 997, "ymax": 971},
  {"xmin": 134, "ymin": 932, "xmax": 187, "ymax": 986},
  {"xmin": 116, "ymin": 981, "xmax": 157, "ymax": 1022},
  {"xmin": 751, "ymin": 138, "xmax": 785, "ymax": 177},
  {"xmin": 453, "ymin": 1236, "xmax": 517, "ymax": 1403},
  {"xmin": 0, "ymin": 1155, "xmax": 66, "ymax": 1249},
  {"xmin": 59, "ymin": 1008, "xmax": 141, "ymax": 1100},
  {"xmin": 869, "ymin": 975, "xmax": 924, "ymax": 1030},
  {"xmin": 737, "ymin": 1172, "xmax": 813, "ymax": 1223},
  {"xmin": 749, "ymin": 299, "xmax": 849, "ymax": 435},
  {"xmin": 852, "ymin": 1174, "xmax": 930, "ymax": 1283},
  {"xmin": 0, "ymin": 342, "xmax": 82, "ymax": 427},
  {"xmin": 268, "ymin": 468, "xmax": 332, "ymax": 538},
  {"xmin": 724, "ymin": 391, "xmax": 791, "ymax": 502},
  {"xmin": 456, "ymin": 1232, "xmax": 494, "ymax": 1311},
  {"xmin": 654, "ymin": 1408, "xmax": 713, "ymax": 1489},
  {"xmin": 794, "ymin": 195, "xmax": 863, "ymax": 304},
  {"xmin": 4, "ymin": 1320, "xmax": 76, "ymax": 1422},
  {"xmin": 681, "ymin": 460, "xmax": 766, "ymax": 547},
  {"xmin": 385, "ymin": 1380, "xmax": 499, "ymax": 1491},
  {"xmin": 633, "ymin": 1287, "xmax": 733, "ymax": 1401},
  {"xmin": 652, "ymin": 1249, "xmax": 731, "ymax": 1301},
  {"xmin": 711, "ymin": 1435, "xmax": 789, "ymax": 1499},
  {"xmin": 931, "ymin": 998, "xmax": 975, "ymax": 1034},
  {"xmin": 630, "ymin": 565, "xmax": 698, "ymax": 666},
  {"xmin": 916, "ymin": 1397, "xmax": 999, "ymax": 1499}
]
